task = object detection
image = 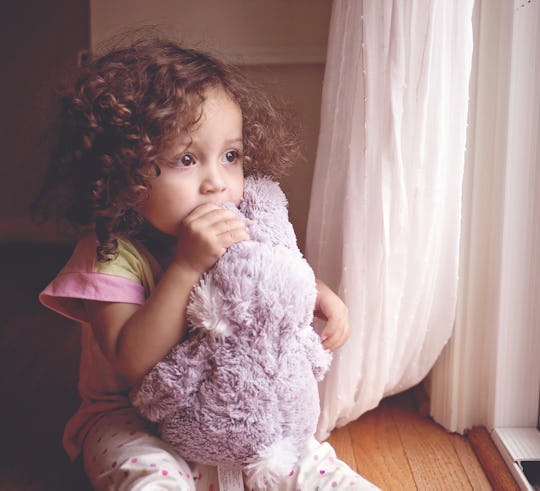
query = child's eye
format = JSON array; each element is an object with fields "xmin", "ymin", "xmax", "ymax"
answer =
[
  {"xmin": 175, "ymin": 154, "xmax": 196, "ymax": 167},
  {"xmin": 222, "ymin": 150, "xmax": 241, "ymax": 164}
]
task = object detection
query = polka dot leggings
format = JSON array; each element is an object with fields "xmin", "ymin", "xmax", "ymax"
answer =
[
  {"xmin": 83, "ymin": 408, "xmax": 217, "ymax": 490},
  {"xmin": 82, "ymin": 408, "xmax": 379, "ymax": 490}
]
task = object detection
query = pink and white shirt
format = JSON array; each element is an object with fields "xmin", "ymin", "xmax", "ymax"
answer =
[{"xmin": 40, "ymin": 232, "xmax": 162, "ymax": 460}]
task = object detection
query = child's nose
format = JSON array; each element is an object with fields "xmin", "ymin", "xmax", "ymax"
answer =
[{"xmin": 200, "ymin": 162, "xmax": 227, "ymax": 194}]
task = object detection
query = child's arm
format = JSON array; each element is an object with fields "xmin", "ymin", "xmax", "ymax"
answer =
[
  {"xmin": 86, "ymin": 204, "xmax": 249, "ymax": 386},
  {"xmin": 314, "ymin": 279, "xmax": 350, "ymax": 351}
]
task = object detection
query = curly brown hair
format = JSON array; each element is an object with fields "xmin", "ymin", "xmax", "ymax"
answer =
[{"xmin": 33, "ymin": 36, "xmax": 301, "ymax": 261}]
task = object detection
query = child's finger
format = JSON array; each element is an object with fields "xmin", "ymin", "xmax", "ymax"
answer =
[
  {"xmin": 321, "ymin": 327, "xmax": 346, "ymax": 351},
  {"xmin": 182, "ymin": 203, "xmax": 234, "ymax": 228},
  {"xmin": 176, "ymin": 206, "xmax": 250, "ymax": 272},
  {"xmin": 320, "ymin": 326, "xmax": 336, "ymax": 350},
  {"xmin": 182, "ymin": 207, "xmax": 247, "ymax": 241},
  {"xmin": 319, "ymin": 314, "xmax": 350, "ymax": 351},
  {"xmin": 195, "ymin": 213, "xmax": 250, "ymax": 247},
  {"xmin": 217, "ymin": 225, "xmax": 251, "ymax": 249},
  {"xmin": 322, "ymin": 333, "xmax": 343, "ymax": 352}
]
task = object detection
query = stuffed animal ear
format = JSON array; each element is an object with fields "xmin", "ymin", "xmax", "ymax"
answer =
[
  {"xmin": 240, "ymin": 175, "xmax": 287, "ymax": 219},
  {"xmin": 240, "ymin": 176, "xmax": 298, "ymax": 250}
]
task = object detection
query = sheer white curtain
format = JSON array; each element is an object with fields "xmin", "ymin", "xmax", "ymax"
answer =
[{"xmin": 306, "ymin": 0, "xmax": 474, "ymax": 439}]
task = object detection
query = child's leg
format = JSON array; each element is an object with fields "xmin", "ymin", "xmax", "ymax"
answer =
[
  {"xmin": 274, "ymin": 437, "xmax": 380, "ymax": 490},
  {"xmin": 82, "ymin": 408, "xmax": 219, "ymax": 490}
]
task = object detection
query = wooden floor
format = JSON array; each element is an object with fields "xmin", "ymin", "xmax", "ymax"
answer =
[
  {"xmin": 0, "ymin": 243, "xmax": 519, "ymax": 490},
  {"xmin": 327, "ymin": 390, "xmax": 500, "ymax": 490}
]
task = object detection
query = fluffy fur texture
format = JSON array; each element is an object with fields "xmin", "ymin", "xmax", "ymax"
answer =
[{"xmin": 131, "ymin": 176, "xmax": 332, "ymax": 489}]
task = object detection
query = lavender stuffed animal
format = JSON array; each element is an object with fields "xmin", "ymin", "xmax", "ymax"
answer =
[{"xmin": 131, "ymin": 176, "xmax": 332, "ymax": 489}]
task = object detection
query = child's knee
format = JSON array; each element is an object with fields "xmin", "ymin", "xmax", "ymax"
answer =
[
  {"xmin": 292, "ymin": 441, "xmax": 380, "ymax": 490},
  {"xmin": 103, "ymin": 453, "xmax": 196, "ymax": 490},
  {"xmin": 83, "ymin": 410, "xmax": 197, "ymax": 490}
]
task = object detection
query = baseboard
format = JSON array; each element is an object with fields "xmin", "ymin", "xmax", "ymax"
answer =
[{"xmin": 466, "ymin": 426, "xmax": 521, "ymax": 490}]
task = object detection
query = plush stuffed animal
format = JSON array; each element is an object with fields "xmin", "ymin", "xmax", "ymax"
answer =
[{"xmin": 131, "ymin": 175, "xmax": 332, "ymax": 489}]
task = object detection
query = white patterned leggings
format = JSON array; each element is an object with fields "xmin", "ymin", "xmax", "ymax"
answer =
[{"xmin": 82, "ymin": 408, "xmax": 379, "ymax": 490}]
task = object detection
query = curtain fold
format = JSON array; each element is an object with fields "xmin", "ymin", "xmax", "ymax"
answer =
[{"xmin": 306, "ymin": 0, "xmax": 474, "ymax": 439}]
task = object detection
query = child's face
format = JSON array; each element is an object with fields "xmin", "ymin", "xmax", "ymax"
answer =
[{"xmin": 140, "ymin": 86, "xmax": 244, "ymax": 237}]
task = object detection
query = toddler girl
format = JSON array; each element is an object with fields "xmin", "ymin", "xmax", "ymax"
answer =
[{"xmin": 35, "ymin": 36, "xmax": 378, "ymax": 490}]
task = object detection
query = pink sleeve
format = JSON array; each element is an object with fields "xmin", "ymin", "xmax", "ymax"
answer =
[
  {"xmin": 39, "ymin": 271, "xmax": 145, "ymax": 323},
  {"xmin": 39, "ymin": 234, "xmax": 146, "ymax": 323}
]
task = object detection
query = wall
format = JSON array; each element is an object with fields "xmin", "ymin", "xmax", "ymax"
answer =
[
  {"xmin": 0, "ymin": 1, "xmax": 90, "ymax": 242},
  {"xmin": 0, "ymin": 0, "xmax": 331, "ymax": 250}
]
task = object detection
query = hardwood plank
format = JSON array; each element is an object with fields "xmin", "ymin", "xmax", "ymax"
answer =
[
  {"xmin": 347, "ymin": 398, "xmax": 417, "ymax": 490},
  {"xmin": 387, "ymin": 392, "xmax": 475, "ymax": 490},
  {"xmin": 450, "ymin": 433, "xmax": 493, "ymax": 490},
  {"xmin": 326, "ymin": 424, "xmax": 358, "ymax": 471},
  {"xmin": 467, "ymin": 426, "xmax": 520, "ymax": 491}
]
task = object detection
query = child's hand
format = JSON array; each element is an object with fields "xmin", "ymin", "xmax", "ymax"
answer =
[
  {"xmin": 314, "ymin": 279, "xmax": 350, "ymax": 351},
  {"xmin": 174, "ymin": 203, "xmax": 250, "ymax": 274}
]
